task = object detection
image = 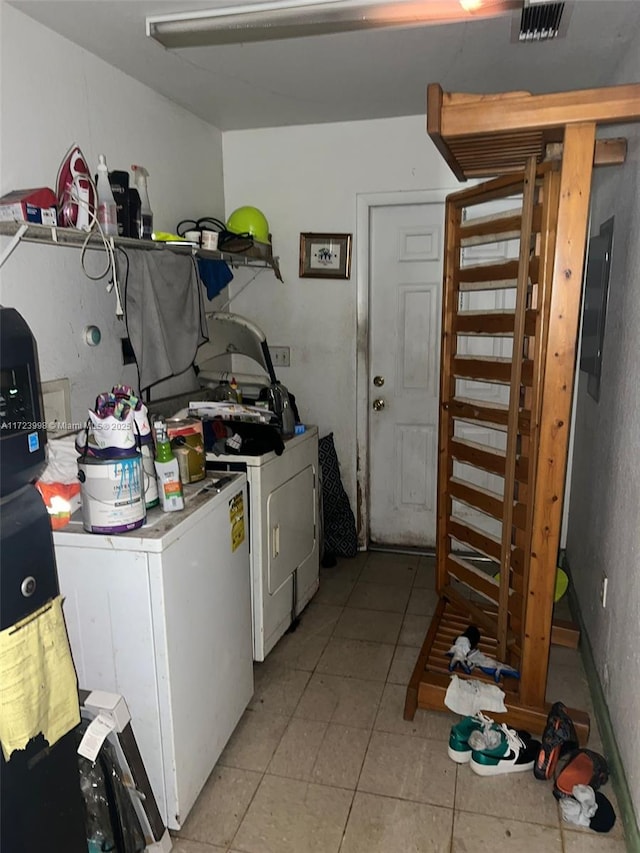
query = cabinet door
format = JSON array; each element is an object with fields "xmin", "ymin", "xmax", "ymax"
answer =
[{"xmin": 266, "ymin": 464, "xmax": 316, "ymax": 595}]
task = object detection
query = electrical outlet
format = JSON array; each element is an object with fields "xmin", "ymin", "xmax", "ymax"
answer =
[
  {"xmin": 271, "ymin": 346, "xmax": 290, "ymax": 367},
  {"xmin": 600, "ymin": 573, "xmax": 608, "ymax": 608}
]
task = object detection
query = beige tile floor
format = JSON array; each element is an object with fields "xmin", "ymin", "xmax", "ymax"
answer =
[{"xmin": 172, "ymin": 552, "xmax": 627, "ymax": 853}]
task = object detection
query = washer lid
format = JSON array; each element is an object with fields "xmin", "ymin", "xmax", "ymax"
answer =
[{"xmin": 195, "ymin": 311, "xmax": 277, "ymax": 383}]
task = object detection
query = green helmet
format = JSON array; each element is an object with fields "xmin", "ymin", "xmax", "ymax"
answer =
[{"xmin": 226, "ymin": 206, "xmax": 270, "ymax": 244}]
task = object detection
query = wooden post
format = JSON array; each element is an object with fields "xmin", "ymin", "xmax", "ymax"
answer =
[{"xmin": 520, "ymin": 122, "xmax": 596, "ymax": 706}]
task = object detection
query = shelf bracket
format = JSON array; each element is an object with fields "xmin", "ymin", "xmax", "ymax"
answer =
[{"xmin": 0, "ymin": 223, "xmax": 27, "ymax": 270}]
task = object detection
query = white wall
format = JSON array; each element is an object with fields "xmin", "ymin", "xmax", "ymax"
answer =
[
  {"xmin": 0, "ymin": 4, "xmax": 224, "ymax": 422},
  {"xmin": 222, "ymin": 118, "xmax": 456, "ymax": 512},
  {"xmin": 566, "ymin": 38, "xmax": 640, "ymax": 823}
]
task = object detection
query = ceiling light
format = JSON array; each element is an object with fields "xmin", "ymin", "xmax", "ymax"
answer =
[{"xmin": 146, "ymin": 0, "xmax": 519, "ymax": 48}]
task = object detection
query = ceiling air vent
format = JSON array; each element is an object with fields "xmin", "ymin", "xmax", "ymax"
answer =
[{"xmin": 519, "ymin": 0, "xmax": 565, "ymax": 41}]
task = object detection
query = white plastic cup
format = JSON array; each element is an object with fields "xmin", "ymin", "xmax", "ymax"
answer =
[{"xmin": 201, "ymin": 231, "xmax": 219, "ymax": 251}]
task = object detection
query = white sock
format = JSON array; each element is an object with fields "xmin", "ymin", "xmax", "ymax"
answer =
[{"xmin": 560, "ymin": 785, "xmax": 598, "ymax": 828}]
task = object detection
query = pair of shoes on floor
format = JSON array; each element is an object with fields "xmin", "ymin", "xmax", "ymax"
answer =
[
  {"xmin": 555, "ymin": 757, "xmax": 616, "ymax": 833},
  {"xmin": 534, "ymin": 701, "xmax": 579, "ymax": 780},
  {"xmin": 448, "ymin": 712, "xmax": 541, "ymax": 776},
  {"xmin": 537, "ymin": 703, "xmax": 616, "ymax": 834}
]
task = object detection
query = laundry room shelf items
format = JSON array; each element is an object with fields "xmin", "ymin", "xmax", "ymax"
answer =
[{"xmin": 0, "ymin": 220, "xmax": 281, "ymax": 274}]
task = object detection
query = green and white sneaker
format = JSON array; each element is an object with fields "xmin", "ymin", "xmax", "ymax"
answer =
[
  {"xmin": 470, "ymin": 724, "xmax": 541, "ymax": 776},
  {"xmin": 448, "ymin": 712, "xmax": 498, "ymax": 764}
]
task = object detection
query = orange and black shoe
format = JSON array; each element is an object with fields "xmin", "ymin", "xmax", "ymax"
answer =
[{"xmin": 534, "ymin": 701, "xmax": 579, "ymax": 781}]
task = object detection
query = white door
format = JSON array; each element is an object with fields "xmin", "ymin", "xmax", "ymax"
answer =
[{"xmin": 368, "ymin": 203, "xmax": 444, "ymax": 547}]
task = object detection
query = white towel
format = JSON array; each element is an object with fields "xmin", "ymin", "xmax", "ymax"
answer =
[
  {"xmin": 123, "ymin": 250, "xmax": 208, "ymax": 390},
  {"xmin": 444, "ymin": 674, "xmax": 507, "ymax": 716}
]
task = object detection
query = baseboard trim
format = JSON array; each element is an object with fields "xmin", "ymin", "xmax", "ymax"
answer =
[{"xmin": 565, "ymin": 565, "xmax": 640, "ymax": 851}]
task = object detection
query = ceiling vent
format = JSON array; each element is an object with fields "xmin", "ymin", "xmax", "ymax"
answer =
[{"xmin": 519, "ymin": 0, "xmax": 565, "ymax": 41}]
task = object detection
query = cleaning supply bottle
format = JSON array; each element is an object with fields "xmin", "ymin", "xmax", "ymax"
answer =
[
  {"xmin": 96, "ymin": 154, "xmax": 118, "ymax": 237},
  {"xmin": 153, "ymin": 420, "xmax": 184, "ymax": 512},
  {"xmin": 230, "ymin": 377, "xmax": 242, "ymax": 403},
  {"xmin": 131, "ymin": 164, "xmax": 153, "ymax": 239}
]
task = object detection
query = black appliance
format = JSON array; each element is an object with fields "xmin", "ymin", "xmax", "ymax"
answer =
[{"xmin": 0, "ymin": 307, "xmax": 87, "ymax": 852}]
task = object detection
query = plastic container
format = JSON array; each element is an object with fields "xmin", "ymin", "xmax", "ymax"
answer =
[
  {"xmin": 166, "ymin": 417, "xmax": 206, "ymax": 483},
  {"xmin": 96, "ymin": 154, "xmax": 118, "ymax": 237},
  {"xmin": 230, "ymin": 377, "xmax": 242, "ymax": 403},
  {"xmin": 131, "ymin": 164, "xmax": 153, "ymax": 240},
  {"xmin": 211, "ymin": 380, "xmax": 238, "ymax": 402},
  {"xmin": 153, "ymin": 421, "xmax": 184, "ymax": 512}
]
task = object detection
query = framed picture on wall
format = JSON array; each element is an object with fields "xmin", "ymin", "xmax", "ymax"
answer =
[{"xmin": 299, "ymin": 233, "xmax": 352, "ymax": 279}]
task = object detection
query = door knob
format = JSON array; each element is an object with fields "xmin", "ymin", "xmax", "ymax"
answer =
[
  {"xmin": 373, "ymin": 375, "xmax": 385, "ymax": 387},
  {"xmin": 372, "ymin": 398, "xmax": 386, "ymax": 411}
]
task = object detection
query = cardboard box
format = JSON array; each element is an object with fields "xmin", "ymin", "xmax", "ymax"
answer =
[{"xmin": 0, "ymin": 187, "xmax": 58, "ymax": 225}]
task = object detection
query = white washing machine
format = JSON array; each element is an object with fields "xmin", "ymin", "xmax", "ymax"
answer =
[{"xmin": 206, "ymin": 426, "xmax": 319, "ymax": 661}]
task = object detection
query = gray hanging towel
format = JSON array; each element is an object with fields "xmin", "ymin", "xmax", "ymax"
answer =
[{"xmin": 123, "ymin": 249, "xmax": 208, "ymax": 390}]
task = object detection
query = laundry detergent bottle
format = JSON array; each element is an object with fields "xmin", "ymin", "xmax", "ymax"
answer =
[
  {"xmin": 96, "ymin": 154, "xmax": 118, "ymax": 236},
  {"xmin": 131, "ymin": 164, "xmax": 153, "ymax": 239},
  {"xmin": 153, "ymin": 420, "xmax": 184, "ymax": 512}
]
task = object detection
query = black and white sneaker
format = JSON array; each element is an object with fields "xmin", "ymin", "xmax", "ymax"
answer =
[{"xmin": 469, "ymin": 724, "xmax": 541, "ymax": 776}]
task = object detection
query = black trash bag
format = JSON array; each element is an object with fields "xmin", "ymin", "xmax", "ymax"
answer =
[
  {"xmin": 318, "ymin": 432, "xmax": 357, "ymax": 558},
  {"xmin": 76, "ymin": 721, "xmax": 146, "ymax": 853}
]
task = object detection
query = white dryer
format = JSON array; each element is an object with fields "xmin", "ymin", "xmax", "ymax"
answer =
[
  {"xmin": 206, "ymin": 426, "xmax": 319, "ymax": 661},
  {"xmin": 193, "ymin": 312, "xmax": 319, "ymax": 661}
]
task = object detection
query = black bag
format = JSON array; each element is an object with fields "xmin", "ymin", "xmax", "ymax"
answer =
[{"xmin": 318, "ymin": 433, "xmax": 357, "ymax": 558}]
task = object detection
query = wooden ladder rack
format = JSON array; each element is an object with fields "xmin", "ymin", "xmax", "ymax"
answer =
[{"xmin": 406, "ymin": 82, "xmax": 640, "ymax": 741}]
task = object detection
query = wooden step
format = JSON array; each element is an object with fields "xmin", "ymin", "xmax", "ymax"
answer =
[
  {"xmin": 449, "ymin": 476, "xmax": 529, "ymax": 531},
  {"xmin": 447, "ymin": 396, "xmax": 531, "ymax": 435},
  {"xmin": 449, "ymin": 477, "xmax": 503, "ymax": 519},
  {"xmin": 451, "ymin": 437, "xmax": 529, "ymax": 483},
  {"xmin": 453, "ymin": 355, "xmax": 533, "ymax": 385},
  {"xmin": 448, "ymin": 517, "xmax": 502, "ymax": 562},
  {"xmin": 454, "ymin": 309, "xmax": 538, "ymax": 337},
  {"xmin": 457, "ymin": 256, "xmax": 539, "ymax": 291},
  {"xmin": 446, "ymin": 554, "xmax": 500, "ymax": 603},
  {"xmin": 459, "ymin": 205, "xmax": 542, "ymax": 247}
]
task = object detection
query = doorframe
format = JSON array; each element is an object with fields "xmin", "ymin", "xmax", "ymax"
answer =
[{"xmin": 355, "ymin": 188, "xmax": 456, "ymax": 549}]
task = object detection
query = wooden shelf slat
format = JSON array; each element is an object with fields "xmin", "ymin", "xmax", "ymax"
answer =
[
  {"xmin": 453, "ymin": 355, "xmax": 533, "ymax": 386},
  {"xmin": 451, "ymin": 437, "xmax": 529, "ymax": 483},
  {"xmin": 455, "ymin": 309, "xmax": 538, "ymax": 336}
]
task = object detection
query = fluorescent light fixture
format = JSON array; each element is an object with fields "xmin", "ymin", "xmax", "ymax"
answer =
[{"xmin": 146, "ymin": 0, "xmax": 519, "ymax": 48}]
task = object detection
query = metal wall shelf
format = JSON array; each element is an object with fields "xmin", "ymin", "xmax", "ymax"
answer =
[{"xmin": 0, "ymin": 220, "xmax": 281, "ymax": 275}]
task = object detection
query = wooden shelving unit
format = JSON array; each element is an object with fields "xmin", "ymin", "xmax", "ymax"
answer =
[{"xmin": 406, "ymin": 82, "xmax": 640, "ymax": 740}]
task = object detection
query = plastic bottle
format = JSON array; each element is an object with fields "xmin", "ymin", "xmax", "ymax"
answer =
[
  {"xmin": 131, "ymin": 164, "xmax": 153, "ymax": 239},
  {"xmin": 211, "ymin": 380, "xmax": 237, "ymax": 402},
  {"xmin": 96, "ymin": 154, "xmax": 118, "ymax": 236},
  {"xmin": 230, "ymin": 377, "xmax": 241, "ymax": 403},
  {"xmin": 153, "ymin": 420, "xmax": 184, "ymax": 512}
]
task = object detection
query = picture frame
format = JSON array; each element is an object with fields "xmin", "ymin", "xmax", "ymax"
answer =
[{"xmin": 299, "ymin": 232, "xmax": 352, "ymax": 279}]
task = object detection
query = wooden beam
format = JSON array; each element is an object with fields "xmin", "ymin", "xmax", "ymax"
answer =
[
  {"xmin": 546, "ymin": 138, "xmax": 627, "ymax": 167},
  {"xmin": 436, "ymin": 201, "xmax": 461, "ymax": 592},
  {"xmin": 551, "ymin": 619, "xmax": 580, "ymax": 650},
  {"xmin": 435, "ymin": 83, "xmax": 640, "ymax": 138},
  {"xmin": 520, "ymin": 122, "xmax": 596, "ymax": 708},
  {"xmin": 416, "ymin": 670, "xmax": 590, "ymax": 744},
  {"xmin": 497, "ymin": 157, "xmax": 536, "ymax": 658}
]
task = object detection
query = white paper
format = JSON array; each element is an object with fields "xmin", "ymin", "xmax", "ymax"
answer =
[{"xmin": 77, "ymin": 712, "xmax": 115, "ymax": 761}]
